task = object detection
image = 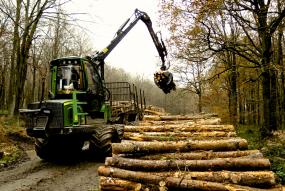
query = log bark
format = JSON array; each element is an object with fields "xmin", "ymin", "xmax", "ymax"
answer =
[
  {"xmin": 143, "ymin": 115, "xmax": 220, "ymax": 122},
  {"xmin": 100, "ymin": 176, "xmax": 142, "ymax": 191},
  {"xmin": 143, "ymin": 115, "xmax": 161, "ymax": 121},
  {"xmin": 140, "ymin": 118, "xmax": 222, "ymax": 125},
  {"xmin": 112, "ymin": 139, "xmax": 248, "ymax": 154},
  {"xmin": 139, "ymin": 120, "xmax": 195, "ymax": 126},
  {"xmin": 98, "ymin": 166, "xmax": 282, "ymax": 191},
  {"xmin": 196, "ymin": 118, "xmax": 221, "ymax": 125},
  {"xmin": 124, "ymin": 124, "xmax": 235, "ymax": 132},
  {"xmin": 120, "ymin": 150, "xmax": 263, "ymax": 160},
  {"xmin": 144, "ymin": 109, "xmax": 166, "ymax": 116},
  {"xmin": 151, "ymin": 171, "xmax": 276, "ymax": 187},
  {"xmin": 122, "ymin": 134, "xmax": 236, "ymax": 142},
  {"xmin": 123, "ymin": 132, "xmax": 237, "ymax": 141},
  {"xmin": 105, "ymin": 156, "xmax": 271, "ymax": 171},
  {"xmin": 123, "ymin": 132, "xmax": 235, "ymax": 137},
  {"xmin": 100, "ymin": 177, "xmax": 166, "ymax": 191}
]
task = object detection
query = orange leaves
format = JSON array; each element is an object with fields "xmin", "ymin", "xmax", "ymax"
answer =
[
  {"xmin": 172, "ymin": 6, "xmax": 183, "ymax": 18},
  {"xmin": 194, "ymin": 0, "xmax": 224, "ymax": 22},
  {"xmin": 186, "ymin": 25, "xmax": 203, "ymax": 37}
]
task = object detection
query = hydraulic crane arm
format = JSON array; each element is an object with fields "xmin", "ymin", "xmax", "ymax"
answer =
[
  {"xmin": 90, "ymin": 9, "xmax": 175, "ymax": 94},
  {"xmin": 93, "ymin": 9, "xmax": 167, "ymax": 68}
]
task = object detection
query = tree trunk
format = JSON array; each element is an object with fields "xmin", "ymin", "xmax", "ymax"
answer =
[
  {"xmin": 261, "ymin": 69, "xmax": 272, "ymax": 137},
  {"xmin": 239, "ymin": 90, "xmax": 246, "ymax": 124},
  {"xmin": 120, "ymin": 150, "xmax": 263, "ymax": 160},
  {"xmin": 112, "ymin": 139, "xmax": 248, "ymax": 154},
  {"xmin": 198, "ymin": 92, "xmax": 202, "ymax": 113},
  {"xmin": 98, "ymin": 166, "xmax": 281, "ymax": 191},
  {"xmin": 228, "ymin": 52, "xmax": 238, "ymax": 126},
  {"xmin": 32, "ymin": 67, "xmax": 36, "ymax": 102},
  {"xmin": 124, "ymin": 124, "xmax": 235, "ymax": 132},
  {"xmin": 270, "ymin": 69, "xmax": 277, "ymax": 130},
  {"xmin": 105, "ymin": 156, "xmax": 271, "ymax": 171},
  {"xmin": 8, "ymin": 0, "xmax": 21, "ymax": 115},
  {"xmin": 258, "ymin": 8, "xmax": 276, "ymax": 137},
  {"xmin": 9, "ymin": 0, "xmax": 51, "ymax": 114}
]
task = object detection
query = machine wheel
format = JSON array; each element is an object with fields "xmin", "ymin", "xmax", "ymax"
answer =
[
  {"xmin": 113, "ymin": 124, "xmax": 124, "ymax": 143},
  {"xmin": 35, "ymin": 137, "xmax": 84, "ymax": 161},
  {"xmin": 89, "ymin": 125, "xmax": 123, "ymax": 157},
  {"xmin": 35, "ymin": 138, "xmax": 55, "ymax": 160}
]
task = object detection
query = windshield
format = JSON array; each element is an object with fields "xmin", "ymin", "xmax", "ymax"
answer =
[{"xmin": 57, "ymin": 65, "xmax": 81, "ymax": 91}]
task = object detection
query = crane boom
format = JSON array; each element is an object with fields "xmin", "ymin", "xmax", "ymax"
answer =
[{"xmin": 90, "ymin": 9, "xmax": 175, "ymax": 94}]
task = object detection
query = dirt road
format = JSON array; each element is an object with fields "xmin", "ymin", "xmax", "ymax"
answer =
[{"xmin": 0, "ymin": 150, "xmax": 103, "ymax": 191}]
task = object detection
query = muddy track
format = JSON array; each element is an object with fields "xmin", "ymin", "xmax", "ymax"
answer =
[{"xmin": 0, "ymin": 150, "xmax": 103, "ymax": 191}]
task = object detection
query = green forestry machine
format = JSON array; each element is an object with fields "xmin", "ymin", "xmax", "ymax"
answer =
[{"xmin": 19, "ymin": 9, "xmax": 175, "ymax": 160}]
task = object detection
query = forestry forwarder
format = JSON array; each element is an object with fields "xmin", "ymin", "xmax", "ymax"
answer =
[{"xmin": 19, "ymin": 9, "xmax": 175, "ymax": 160}]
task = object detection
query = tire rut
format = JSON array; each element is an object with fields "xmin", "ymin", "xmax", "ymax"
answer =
[{"xmin": 0, "ymin": 150, "xmax": 103, "ymax": 191}]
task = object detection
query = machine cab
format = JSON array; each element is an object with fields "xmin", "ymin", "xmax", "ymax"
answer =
[
  {"xmin": 57, "ymin": 64, "xmax": 81, "ymax": 91},
  {"xmin": 50, "ymin": 57, "xmax": 86, "ymax": 98},
  {"xmin": 50, "ymin": 57, "xmax": 105, "ymax": 100}
]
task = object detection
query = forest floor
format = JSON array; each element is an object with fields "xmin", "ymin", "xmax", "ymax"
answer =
[
  {"xmin": 0, "ymin": 117, "xmax": 102, "ymax": 191},
  {"xmin": 236, "ymin": 124, "xmax": 285, "ymax": 185}
]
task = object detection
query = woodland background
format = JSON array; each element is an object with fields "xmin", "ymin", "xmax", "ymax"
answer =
[{"xmin": 1, "ymin": 0, "xmax": 285, "ymax": 139}]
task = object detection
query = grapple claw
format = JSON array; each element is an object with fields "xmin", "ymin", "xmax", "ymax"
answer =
[{"xmin": 154, "ymin": 70, "xmax": 176, "ymax": 94}]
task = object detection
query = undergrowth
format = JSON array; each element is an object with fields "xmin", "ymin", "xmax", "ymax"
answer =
[
  {"xmin": 236, "ymin": 124, "xmax": 285, "ymax": 184},
  {"xmin": 0, "ymin": 116, "xmax": 30, "ymax": 169}
]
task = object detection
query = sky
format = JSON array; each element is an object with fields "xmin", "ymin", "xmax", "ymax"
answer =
[{"xmin": 64, "ymin": 0, "xmax": 164, "ymax": 80}]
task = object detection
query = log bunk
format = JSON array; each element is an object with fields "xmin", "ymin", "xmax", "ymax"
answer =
[{"xmin": 98, "ymin": 114, "xmax": 283, "ymax": 191}]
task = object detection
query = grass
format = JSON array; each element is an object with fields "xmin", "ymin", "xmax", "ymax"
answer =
[{"xmin": 236, "ymin": 124, "xmax": 285, "ymax": 184}]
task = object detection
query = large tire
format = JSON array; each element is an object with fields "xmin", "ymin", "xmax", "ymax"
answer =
[
  {"xmin": 113, "ymin": 124, "xmax": 124, "ymax": 143},
  {"xmin": 89, "ymin": 126, "xmax": 114, "ymax": 156},
  {"xmin": 89, "ymin": 125, "xmax": 124, "ymax": 157},
  {"xmin": 35, "ymin": 138, "xmax": 53, "ymax": 160},
  {"xmin": 35, "ymin": 137, "xmax": 84, "ymax": 161}
]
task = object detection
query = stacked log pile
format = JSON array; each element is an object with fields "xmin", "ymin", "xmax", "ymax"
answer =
[
  {"xmin": 98, "ymin": 114, "xmax": 282, "ymax": 191},
  {"xmin": 110, "ymin": 101, "xmax": 135, "ymax": 116}
]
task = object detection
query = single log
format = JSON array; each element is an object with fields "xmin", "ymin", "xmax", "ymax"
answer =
[
  {"xmin": 100, "ymin": 176, "xmax": 142, "ymax": 191},
  {"xmin": 122, "ymin": 134, "xmax": 186, "ymax": 141},
  {"xmin": 120, "ymin": 150, "xmax": 263, "ymax": 160},
  {"xmin": 122, "ymin": 134, "xmax": 237, "ymax": 142},
  {"xmin": 196, "ymin": 118, "xmax": 221, "ymax": 125},
  {"xmin": 112, "ymin": 139, "xmax": 248, "ymax": 154},
  {"xmin": 160, "ymin": 115, "xmax": 220, "ymax": 121},
  {"xmin": 144, "ymin": 109, "xmax": 166, "ymax": 116},
  {"xmin": 143, "ymin": 115, "xmax": 220, "ymax": 122},
  {"xmin": 123, "ymin": 131, "xmax": 237, "ymax": 140},
  {"xmin": 124, "ymin": 124, "xmax": 235, "ymax": 132},
  {"xmin": 223, "ymin": 184, "xmax": 282, "ymax": 191},
  {"xmin": 140, "ymin": 118, "xmax": 222, "ymax": 125},
  {"xmin": 139, "ymin": 120, "xmax": 195, "ymax": 126},
  {"xmin": 151, "ymin": 171, "xmax": 276, "ymax": 188},
  {"xmin": 100, "ymin": 177, "xmax": 163, "ymax": 191},
  {"xmin": 105, "ymin": 156, "xmax": 271, "ymax": 171},
  {"xmin": 98, "ymin": 166, "xmax": 282, "ymax": 191},
  {"xmin": 143, "ymin": 115, "xmax": 161, "ymax": 121}
]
